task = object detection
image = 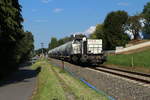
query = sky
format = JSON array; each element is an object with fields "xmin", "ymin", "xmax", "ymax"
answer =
[{"xmin": 19, "ymin": 0, "xmax": 150, "ymax": 49}]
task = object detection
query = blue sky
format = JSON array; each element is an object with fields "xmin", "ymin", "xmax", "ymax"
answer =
[{"xmin": 19, "ymin": 0, "xmax": 150, "ymax": 49}]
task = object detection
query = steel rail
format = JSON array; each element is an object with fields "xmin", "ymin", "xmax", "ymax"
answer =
[
  {"xmin": 99, "ymin": 65, "xmax": 150, "ymax": 77},
  {"xmin": 91, "ymin": 67, "xmax": 150, "ymax": 84}
]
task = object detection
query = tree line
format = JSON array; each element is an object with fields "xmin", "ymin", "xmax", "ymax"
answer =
[
  {"xmin": 0, "ymin": 0, "xmax": 34, "ymax": 78},
  {"xmin": 48, "ymin": 2, "xmax": 150, "ymax": 51},
  {"xmin": 48, "ymin": 36, "xmax": 72, "ymax": 50},
  {"xmin": 90, "ymin": 2, "xmax": 150, "ymax": 50}
]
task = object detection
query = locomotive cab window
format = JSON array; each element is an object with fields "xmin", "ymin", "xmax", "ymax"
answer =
[{"xmin": 72, "ymin": 39, "xmax": 82, "ymax": 44}]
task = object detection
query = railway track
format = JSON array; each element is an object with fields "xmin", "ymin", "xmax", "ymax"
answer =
[
  {"xmin": 50, "ymin": 58, "xmax": 150, "ymax": 84},
  {"xmin": 91, "ymin": 66, "xmax": 150, "ymax": 84},
  {"xmin": 50, "ymin": 58, "xmax": 150, "ymax": 100}
]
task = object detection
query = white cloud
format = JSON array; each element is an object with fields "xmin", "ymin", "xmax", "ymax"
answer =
[
  {"xmin": 117, "ymin": 2, "xmax": 129, "ymax": 6},
  {"xmin": 71, "ymin": 26, "xmax": 96, "ymax": 36},
  {"xmin": 41, "ymin": 0, "xmax": 53, "ymax": 3},
  {"xmin": 53, "ymin": 8, "xmax": 64, "ymax": 13},
  {"xmin": 84, "ymin": 26, "xmax": 96, "ymax": 35},
  {"xmin": 34, "ymin": 19, "xmax": 48, "ymax": 23}
]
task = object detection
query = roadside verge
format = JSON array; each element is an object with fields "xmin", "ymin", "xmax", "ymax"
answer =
[{"xmin": 31, "ymin": 59, "xmax": 108, "ymax": 100}]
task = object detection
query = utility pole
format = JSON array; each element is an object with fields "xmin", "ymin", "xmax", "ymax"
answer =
[{"xmin": 41, "ymin": 42, "xmax": 44, "ymax": 56}]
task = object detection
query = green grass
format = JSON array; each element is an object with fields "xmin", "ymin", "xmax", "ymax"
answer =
[
  {"xmin": 52, "ymin": 65, "xmax": 108, "ymax": 100},
  {"xmin": 32, "ymin": 59, "xmax": 108, "ymax": 100},
  {"xmin": 32, "ymin": 60, "xmax": 66, "ymax": 100},
  {"xmin": 106, "ymin": 49, "xmax": 150, "ymax": 68}
]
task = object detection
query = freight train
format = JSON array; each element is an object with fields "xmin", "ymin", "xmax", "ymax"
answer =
[{"xmin": 48, "ymin": 35, "xmax": 107, "ymax": 65}]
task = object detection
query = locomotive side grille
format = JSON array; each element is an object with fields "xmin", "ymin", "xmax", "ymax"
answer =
[{"xmin": 87, "ymin": 39, "xmax": 102, "ymax": 54}]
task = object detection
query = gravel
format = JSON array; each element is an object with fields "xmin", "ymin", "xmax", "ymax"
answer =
[{"xmin": 50, "ymin": 58, "xmax": 150, "ymax": 100}]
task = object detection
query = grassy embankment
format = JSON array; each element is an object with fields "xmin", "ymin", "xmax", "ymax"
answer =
[
  {"xmin": 32, "ymin": 59, "xmax": 108, "ymax": 100},
  {"xmin": 105, "ymin": 49, "xmax": 150, "ymax": 69}
]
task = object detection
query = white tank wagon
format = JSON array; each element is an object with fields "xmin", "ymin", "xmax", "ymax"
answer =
[
  {"xmin": 48, "ymin": 41, "xmax": 73, "ymax": 57},
  {"xmin": 48, "ymin": 36, "xmax": 107, "ymax": 65}
]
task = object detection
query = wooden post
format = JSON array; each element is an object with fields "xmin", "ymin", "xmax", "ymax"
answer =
[
  {"xmin": 131, "ymin": 56, "xmax": 134, "ymax": 68},
  {"xmin": 62, "ymin": 60, "xmax": 64, "ymax": 70}
]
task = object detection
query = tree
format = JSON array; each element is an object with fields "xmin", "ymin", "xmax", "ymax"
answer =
[
  {"xmin": 48, "ymin": 37, "xmax": 58, "ymax": 50},
  {"xmin": 103, "ymin": 10, "xmax": 130, "ymax": 50},
  {"xmin": 89, "ymin": 33, "xmax": 97, "ymax": 39},
  {"xmin": 94, "ymin": 24, "xmax": 104, "ymax": 39},
  {"xmin": 142, "ymin": 2, "xmax": 150, "ymax": 34},
  {"xmin": 57, "ymin": 39, "xmax": 65, "ymax": 46},
  {"xmin": 56, "ymin": 35, "xmax": 75, "ymax": 47},
  {"xmin": 0, "ymin": 0, "xmax": 34, "ymax": 78},
  {"xmin": 125, "ymin": 15, "xmax": 142, "ymax": 39},
  {"xmin": 0, "ymin": 0, "xmax": 24, "ymax": 77},
  {"xmin": 90, "ymin": 24, "xmax": 107, "ymax": 49},
  {"xmin": 17, "ymin": 31, "xmax": 34, "ymax": 63},
  {"xmin": 60, "ymin": 36, "xmax": 72, "ymax": 43},
  {"xmin": 35, "ymin": 48, "xmax": 48, "ymax": 55}
]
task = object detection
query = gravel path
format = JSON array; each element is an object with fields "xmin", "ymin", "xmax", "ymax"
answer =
[
  {"xmin": 0, "ymin": 66, "xmax": 38, "ymax": 100},
  {"xmin": 50, "ymin": 58, "xmax": 150, "ymax": 100}
]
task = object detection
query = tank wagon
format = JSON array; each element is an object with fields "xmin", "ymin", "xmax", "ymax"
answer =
[{"xmin": 48, "ymin": 36, "xmax": 106, "ymax": 65}]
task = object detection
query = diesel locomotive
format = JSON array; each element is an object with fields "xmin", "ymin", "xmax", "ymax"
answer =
[{"xmin": 48, "ymin": 36, "xmax": 106, "ymax": 65}]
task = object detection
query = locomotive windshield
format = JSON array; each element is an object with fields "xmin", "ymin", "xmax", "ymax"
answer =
[{"xmin": 73, "ymin": 39, "xmax": 82, "ymax": 44}]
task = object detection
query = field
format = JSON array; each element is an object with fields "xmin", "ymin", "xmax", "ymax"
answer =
[
  {"xmin": 105, "ymin": 49, "xmax": 150, "ymax": 69},
  {"xmin": 32, "ymin": 59, "xmax": 108, "ymax": 100}
]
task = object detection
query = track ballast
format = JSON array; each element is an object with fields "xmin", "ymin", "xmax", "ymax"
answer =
[{"xmin": 91, "ymin": 66, "xmax": 150, "ymax": 84}]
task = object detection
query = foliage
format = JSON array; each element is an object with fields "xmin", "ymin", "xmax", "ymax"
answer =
[
  {"xmin": 48, "ymin": 35, "xmax": 74, "ymax": 50},
  {"xmin": 57, "ymin": 36, "xmax": 73, "ymax": 46},
  {"xmin": 57, "ymin": 39, "xmax": 65, "ymax": 46},
  {"xmin": 17, "ymin": 31, "xmax": 34, "ymax": 63},
  {"xmin": 35, "ymin": 48, "xmax": 48, "ymax": 55},
  {"xmin": 89, "ymin": 32, "xmax": 97, "ymax": 39},
  {"xmin": 142, "ymin": 2, "xmax": 150, "ymax": 34},
  {"xmin": 48, "ymin": 37, "xmax": 58, "ymax": 50},
  {"xmin": 0, "ymin": 0, "xmax": 34, "ymax": 78},
  {"xmin": 90, "ymin": 24, "xmax": 108, "ymax": 49},
  {"xmin": 103, "ymin": 10, "xmax": 130, "ymax": 50},
  {"xmin": 125, "ymin": 15, "xmax": 142, "ymax": 39},
  {"xmin": 94, "ymin": 24, "xmax": 104, "ymax": 39}
]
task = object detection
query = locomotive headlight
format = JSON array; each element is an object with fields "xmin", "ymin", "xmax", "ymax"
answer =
[{"xmin": 82, "ymin": 37, "xmax": 87, "ymax": 41}]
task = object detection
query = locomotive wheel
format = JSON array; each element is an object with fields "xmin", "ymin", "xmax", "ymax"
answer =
[{"xmin": 71, "ymin": 55, "xmax": 80, "ymax": 64}]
